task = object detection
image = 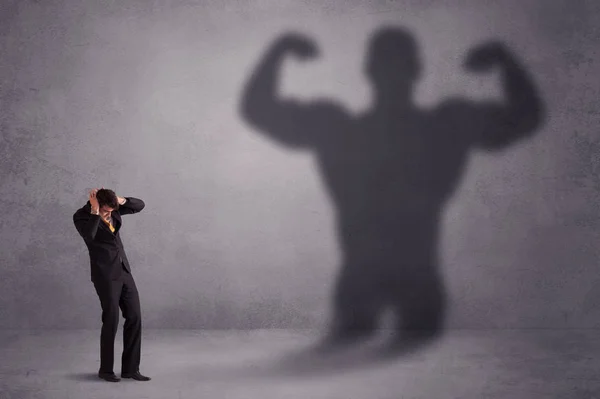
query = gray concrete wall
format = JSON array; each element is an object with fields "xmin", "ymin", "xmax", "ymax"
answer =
[{"xmin": 1, "ymin": 0, "xmax": 599, "ymax": 329}]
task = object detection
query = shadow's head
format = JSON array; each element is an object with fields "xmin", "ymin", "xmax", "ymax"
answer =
[{"xmin": 365, "ymin": 27, "xmax": 421, "ymax": 99}]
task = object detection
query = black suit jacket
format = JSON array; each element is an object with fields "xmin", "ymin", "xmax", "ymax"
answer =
[{"xmin": 73, "ymin": 197, "xmax": 145, "ymax": 282}]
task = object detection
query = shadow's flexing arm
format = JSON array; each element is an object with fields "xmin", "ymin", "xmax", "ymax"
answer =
[
  {"xmin": 240, "ymin": 33, "xmax": 345, "ymax": 149},
  {"xmin": 442, "ymin": 41, "xmax": 545, "ymax": 150}
]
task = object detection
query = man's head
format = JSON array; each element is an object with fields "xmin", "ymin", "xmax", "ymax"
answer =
[
  {"xmin": 365, "ymin": 27, "xmax": 421, "ymax": 99},
  {"xmin": 95, "ymin": 188, "xmax": 119, "ymax": 216}
]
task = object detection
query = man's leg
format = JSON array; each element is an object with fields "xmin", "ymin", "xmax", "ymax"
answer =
[
  {"xmin": 119, "ymin": 268, "xmax": 149, "ymax": 380},
  {"xmin": 93, "ymin": 279, "xmax": 123, "ymax": 379}
]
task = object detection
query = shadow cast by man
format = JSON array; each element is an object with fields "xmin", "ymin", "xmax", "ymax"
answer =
[{"xmin": 240, "ymin": 26, "xmax": 544, "ymax": 360}]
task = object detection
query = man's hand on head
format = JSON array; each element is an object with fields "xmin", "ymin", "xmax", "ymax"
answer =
[
  {"xmin": 117, "ymin": 196, "xmax": 127, "ymax": 205},
  {"xmin": 89, "ymin": 189, "xmax": 100, "ymax": 214}
]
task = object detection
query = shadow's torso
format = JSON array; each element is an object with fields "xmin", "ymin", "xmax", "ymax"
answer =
[{"xmin": 315, "ymin": 108, "xmax": 472, "ymax": 267}]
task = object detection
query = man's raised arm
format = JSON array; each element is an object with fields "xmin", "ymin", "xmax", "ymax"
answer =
[
  {"xmin": 73, "ymin": 211, "xmax": 101, "ymax": 242},
  {"xmin": 73, "ymin": 188, "xmax": 102, "ymax": 241},
  {"xmin": 117, "ymin": 196, "xmax": 145, "ymax": 216}
]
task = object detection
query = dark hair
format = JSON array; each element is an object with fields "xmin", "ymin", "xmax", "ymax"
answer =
[{"xmin": 96, "ymin": 188, "xmax": 119, "ymax": 209}]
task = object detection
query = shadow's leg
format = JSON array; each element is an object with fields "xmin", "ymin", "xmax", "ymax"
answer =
[
  {"xmin": 324, "ymin": 259, "xmax": 384, "ymax": 348},
  {"xmin": 386, "ymin": 264, "xmax": 446, "ymax": 354}
]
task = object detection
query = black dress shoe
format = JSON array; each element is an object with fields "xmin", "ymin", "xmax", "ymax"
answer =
[
  {"xmin": 98, "ymin": 372, "xmax": 120, "ymax": 382},
  {"xmin": 121, "ymin": 371, "xmax": 151, "ymax": 381}
]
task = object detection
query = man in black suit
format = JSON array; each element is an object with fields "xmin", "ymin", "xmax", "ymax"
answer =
[{"xmin": 73, "ymin": 188, "xmax": 150, "ymax": 382}]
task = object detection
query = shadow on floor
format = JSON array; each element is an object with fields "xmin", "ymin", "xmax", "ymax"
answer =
[
  {"xmin": 180, "ymin": 333, "xmax": 443, "ymax": 382},
  {"xmin": 265, "ymin": 333, "xmax": 440, "ymax": 379}
]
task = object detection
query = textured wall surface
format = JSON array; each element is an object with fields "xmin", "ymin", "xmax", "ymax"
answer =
[{"xmin": 1, "ymin": 0, "xmax": 599, "ymax": 329}]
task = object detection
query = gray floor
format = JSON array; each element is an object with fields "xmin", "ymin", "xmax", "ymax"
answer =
[{"xmin": 0, "ymin": 329, "xmax": 599, "ymax": 399}]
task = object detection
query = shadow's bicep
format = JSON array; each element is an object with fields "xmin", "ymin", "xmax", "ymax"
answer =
[
  {"xmin": 439, "ymin": 100, "xmax": 536, "ymax": 151},
  {"xmin": 243, "ymin": 99, "xmax": 345, "ymax": 149},
  {"xmin": 471, "ymin": 101, "xmax": 540, "ymax": 151}
]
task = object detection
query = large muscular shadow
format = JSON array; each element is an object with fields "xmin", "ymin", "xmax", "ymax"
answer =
[{"xmin": 239, "ymin": 26, "xmax": 544, "ymax": 366}]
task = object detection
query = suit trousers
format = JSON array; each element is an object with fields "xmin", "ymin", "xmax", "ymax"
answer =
[{"xmin": 93, "ymin": 263, "xmax": 142, "ymax": 374}]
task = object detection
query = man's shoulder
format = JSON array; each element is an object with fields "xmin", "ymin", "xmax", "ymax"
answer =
[{"xmin": 73, "ymin": 203, "xmax": 91, "ymax": 218}]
